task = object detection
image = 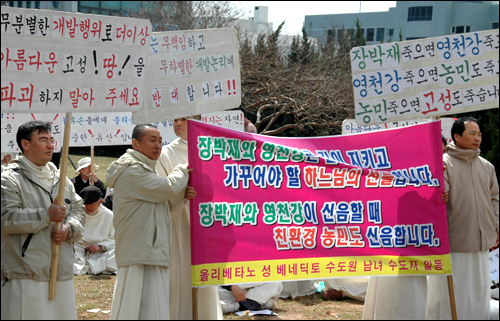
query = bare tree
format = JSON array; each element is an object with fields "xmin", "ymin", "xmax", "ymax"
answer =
[
  {"xmin": 240, "ymin": 23, "xmax": 357, "ymax": 136},
  {"xmin": 129, "ymin": 3, "xmax": 358, "ymax": 136},
  {"xmin": 127, "ymin": 1, "xmax": 247, "ymax": 32}
]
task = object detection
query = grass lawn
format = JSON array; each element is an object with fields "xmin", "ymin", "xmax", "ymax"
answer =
[
  {"xmin": 66, "ymin": 154, "xmax": 118, "ymax": 188},
  {"xmin": 74, "ymin": 275, "xmax": 363, "ymax": 320}
]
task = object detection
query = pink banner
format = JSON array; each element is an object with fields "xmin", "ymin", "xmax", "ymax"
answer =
[{"xmin": 188, "ymin": 120, "xmax": 451, "ymax": 286}]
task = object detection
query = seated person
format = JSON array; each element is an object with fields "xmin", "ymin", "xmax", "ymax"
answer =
[
  {"xmin": 71, "ymin": 157, "xmax": 106, "ymax": 197},
  {"xmin": 102, "ymin": 187, "xmax": 114, "ymax": 211},
  {"xmin": 280, "ymin": 280, "xmax": 317, "ymax": 299},
  {"xmin": 73, "ymin": 186, "xmax": 117, "ymax": 275},
  {"xmin": 219, "ymin": 282, "xmax": 283, "ymax": 314},
  {"xmin": 322, "ymin": 277, "xmax": 369, "ymax": 301}
]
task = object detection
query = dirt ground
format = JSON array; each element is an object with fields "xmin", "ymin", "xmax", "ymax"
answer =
[
  {"xmin": 70, "ymin": 154, "xmax": 364, "ymax": 320},
  {"xmin": 74, "ymin": 275, "xmax": 364, "ymax": 320}
]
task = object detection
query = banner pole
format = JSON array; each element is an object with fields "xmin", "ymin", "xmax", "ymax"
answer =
[
  {"xmin": 68, "ymin": 155, "xmax": 77, "ymax": 170},
  {"xmin": 192, "ymin": 287, "xmax": 198, "ymax": 320},
  {"xmin": 447, "ymin": 275, "xmax": 458, "ymax": 320},
  {"xmin": 90, "ymin": 144, "xmax": 94, "ymax": 186},
  {"xmin": 435, "ymin": 114, "xmax": 455, "ymax": 319},
  {"xmin": 49, "ymin": 112, "xmax": 72, "ymax": 300}
]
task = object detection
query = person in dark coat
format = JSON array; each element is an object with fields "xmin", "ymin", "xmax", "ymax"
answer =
[{"xmin": 71, "ymin": 157, "xmax": 106, "ymax": 197}]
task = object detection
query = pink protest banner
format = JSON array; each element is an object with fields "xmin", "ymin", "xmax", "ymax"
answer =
[{"xmin": 188, "ymin": 120, "xmax": 451, "ymax": 287}]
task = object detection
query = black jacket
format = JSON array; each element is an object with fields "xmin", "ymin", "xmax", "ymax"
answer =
[{"xmin": 71, "ymin": 174, "xmax": 106, "ymax": 198}]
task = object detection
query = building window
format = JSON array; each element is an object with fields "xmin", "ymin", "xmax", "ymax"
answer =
[
  {"xmin": 78, "ymin": 1, "xmax": 130, "ymax": 16},
  {"xmin": 327, "ymin": 29, "xmax": 336, "ymax": 41},
  {"xmin": 376, "ymin": 28, "xmax": 385, "ymax": 42},
  {"xmin": 408, "ymin": 6, "xmax": 433, "ymax": 21},
  {"xmin": 35, "ymin": 1, "xmax": 40, "ymax": 9},
  {"xmin": 367, "ymin": 28, "xmax": 374, "ymax": 42},
  {"xmin": 347, "ymin": 28, "xmax": 354, "ymax": 39},
  {"xmin": 493, "ymin": 22, "xmax": 499, "ymax": 29},
  {"xmin": 451, "ymin": 26, "xmax": 471, "ymax": 34},
  {"xmin": 388, "ymin": 29, "xmax": 394, "ymax": 37},
  {"xmin": 338, "ymin": 29, "xmax": 344, "ymax": 42}
]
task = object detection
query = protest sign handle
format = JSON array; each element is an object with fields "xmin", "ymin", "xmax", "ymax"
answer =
[
  {"xmin": 90, "ymin": 145, "xmax": 94, "ymax": 186},
  {"xmin": 49, "ymin": 113, "xmax": 72, "ymax": 300},
  {"xmin": 192, "ymin": 287, "xmax": 198, "ymax": 320},
  {"xmin": 68, "ymin": 155, "xmax": 77, "ymax": 170},
  {"xmin": 447, "ymin": 275, "xmax": 458, "ymax": 320}
]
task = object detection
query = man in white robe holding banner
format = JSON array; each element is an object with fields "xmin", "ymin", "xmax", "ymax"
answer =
[
  {"xmin": 156, "ymin": 117, "xmax": 223, "ymax": 319},
  {"xmin": 107, "ymin": 124, "xmax": 193, "ymax": 320},
  {"xmin": 1, "ymin": 121, "xmax": 85, "ymax": 319},
  {"xmin": 426, "ymin": 117, "xmax": 499, "ymax": 320},
  {"xmin": 363, "ymin": 190, "xmax": 449, "ymax": 320}
]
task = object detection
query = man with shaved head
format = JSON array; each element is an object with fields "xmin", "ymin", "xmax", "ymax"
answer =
[
  {"xmin": 107, "ymin": 124, "xmax": 194, "ymax": 320},
  {"xmin": 426, "ymin": 117, "xmax": 499, "ymax": 319}
]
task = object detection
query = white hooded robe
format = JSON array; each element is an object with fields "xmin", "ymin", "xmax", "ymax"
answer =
[{"xmin": 156, "ymin": 138, "xmax": 223, "ymax": 320}]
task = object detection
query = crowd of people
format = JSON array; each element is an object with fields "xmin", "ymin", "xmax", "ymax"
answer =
[{"xmin": 1, "ymin": 115, "xmax": 498, "ymax": 320}]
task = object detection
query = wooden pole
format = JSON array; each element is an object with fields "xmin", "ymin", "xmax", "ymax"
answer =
[
  {"xmin": 434, "ymin": 115, "xmax": 456, "ymax": 319},
  {"xmin": 447, "ymin": 275, "xmax": 458, "ymax": 320},
  {"xmin": 49, "ymin": 113, "xmax": 72, "ymax": 300},
  {"xmin": 192, "ymin": 287, "xmax": 198, "ymax": 320},
  {"xmin": 90, "ymin": 144, "xmax": 94, "ymax": 186}
]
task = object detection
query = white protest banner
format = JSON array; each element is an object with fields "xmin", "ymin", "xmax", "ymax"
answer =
[
  {"xmin": 342, "ymin": 118, "xmax": 455, "ymax": 144},
  {"xmin": 153, "ymin": 119, "xmax": 178, "ymax": 147},
  {"xmin": 65, "ymin": 113, "xmax": 133, "ymax": 146},
  {"xmin": 65, "ymin": 110, "xmax": 243, "ymax": 147},
  {"xmin": 1, "ymin": 7, "xmax": 151, "ymax": 113},
  {"xmin": 350, "ymin": 29, "xmax": 499, "ymax": 126},
  {"xmin": 200, "ymin": 110, "xmax": 244, "ymax": 132},
  {"xmin": 132, "ymin": 28, "xmax": 241, "ymax": 124},
  {"xmin": 490, "ymin": 248, "xmax": 499, "ymax": 283},
  {"xmin": 1, "ymin": 112, "xmax": 63, "ymax": 153},
  {"xmin": 63, "ymin": 113, "xmax": 176, "ymax": 147},
  {"xmin": 155, "ymin": 110, "xmax": 243, "ymax": 147}
]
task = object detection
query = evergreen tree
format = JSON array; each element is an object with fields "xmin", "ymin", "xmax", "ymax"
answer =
[
  {"xmin": 484, "ymin": 109, "xmax": 499, "ymax": 178},
  {"xmin": 451, "ymin": 109, "xmax": 500, "ymax": 178},
  {"xmin": 352, "ymin": 17, "xmax": 366, "ymax": 47},
  {"xmin": 288, "ymin": 36, "xmax": 300, "ymax": 64},
  {"xmin": 255, "ymin": 33, "xmax": 267, "ymax": 56},
  {"xmin": 240, "ymin": 36, "xmax": 253, "ymax": 62},
  {"xmin": 300, "ymin": 25, "xmax": 312, "ymax": 65},
  {"xmin": 267, "ymin": 20, "xmax": 285, "ymax": 63}
]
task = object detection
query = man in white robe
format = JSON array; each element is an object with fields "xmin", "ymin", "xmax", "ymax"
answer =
[
  {"xmin": 74, "ymin": 185, "xmax": 117, "ymax": 275},
  {"xmin": 156, "ymin": 117, "xmax": 223, "ymax": 319},
  {"xmin": 1, "ymin": 121, "xmax": 85, "ymax": 319},
  {"xmin": 363, "ymin": 276, "xmax": 428, "ymax": 319},
  {"xmin": 363, "ymin": 163, "xmax": 450, "ymax": 319},
  {"xmin": 107, "ymin": 124, "xmax": 192, "ymax": 320},
  {"xmin": 218, "ymin": 283, "xmax": 283, "ymax": 314},
  {"xmin": 280, "ymin": 280, "xmax": 318, "ymax": 299},
  {"xmin": 426, "ymin": 117, "xmax": 499, "ymax": 320},
  {"xmin": 323, "ymin": 277, "xmax": 369, "ymax": 302}
]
